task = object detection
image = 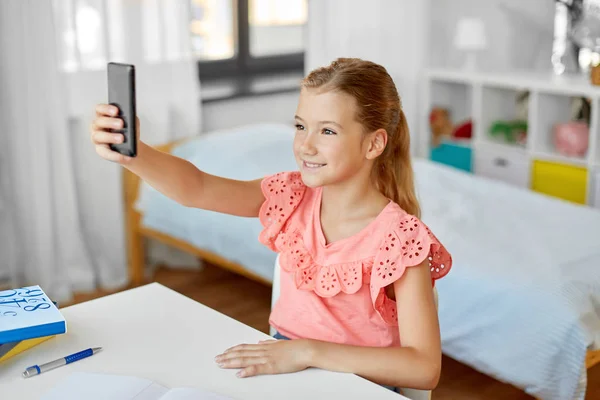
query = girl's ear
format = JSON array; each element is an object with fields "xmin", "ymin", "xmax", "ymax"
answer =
[{"xmin": 365, "ymin": 128, "xmax": 388, "ymax": 160}]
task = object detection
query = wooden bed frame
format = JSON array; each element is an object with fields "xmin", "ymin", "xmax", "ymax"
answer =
[{"xmin": 123, "ymin": 141, "xmax": 600, "ymax": 373}]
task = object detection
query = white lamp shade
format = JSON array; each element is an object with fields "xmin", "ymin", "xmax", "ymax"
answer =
[{"xmin": 453, "ymin": 18, "xmax": 487, "ymax": 50}]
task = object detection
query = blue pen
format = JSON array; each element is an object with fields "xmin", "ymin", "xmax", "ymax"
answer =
[{"xmin": 22, "ymin": 347, "xmax": 102, "ymax": 378}]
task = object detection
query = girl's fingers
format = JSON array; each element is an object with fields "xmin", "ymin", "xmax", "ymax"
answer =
[
  {"xmin": 238, "ymin": 363, "xmax": 274, "ymax": 378},
  {"xmin": 217, "ymin": 356, "xmax": 268, "ymax": 369},
  {"xmin": 258, "ymin": 340, "xmax": 278, "ymax": 344},
  {"xmin": 95, "ymin": 144, "xmax": 130, "ymax": 164},
  {"xmin": 95, "ymin": 104, "xmax": 118, "ymax": 117},
  {"xmin": 217, "ymin": 349, "xmax": 267, "ymax": 361},
  {"xmin": 92, "ymin": 131, "xmax": 124, "ymax": 145},
  {"xmin": 91, "ymin": 104, "xmax": 133, "ymax": 165},
  {"xmin": 223, "ymin": 344, "xmax": 265, "ymax": 353},
  {"xmin": 94, "ymin": 116, "xmax": 123, "ymax": 130}
]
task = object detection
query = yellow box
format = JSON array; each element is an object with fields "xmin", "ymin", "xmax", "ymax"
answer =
[{"xmin": 531, "ymin": 160, "xmax": 587, "ymax": 204}]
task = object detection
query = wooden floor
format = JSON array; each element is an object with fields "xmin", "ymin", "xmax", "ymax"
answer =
[{"xmin": 67, "ymin": 264, "xmax": 600, "ymax": 399}]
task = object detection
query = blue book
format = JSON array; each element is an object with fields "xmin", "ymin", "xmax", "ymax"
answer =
[{"xmin": 0, "ymin": 285, "xmax": 67, "ymax": 345}]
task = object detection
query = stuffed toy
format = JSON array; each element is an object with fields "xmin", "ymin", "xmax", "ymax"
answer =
[
  {"xmin": 429, "ymin": 107, "xmax": 472, "ymax": 146},
  {"xmin": 489, "ymin": 120, "xmax": 527, "ymax": 145},
  {"xmin": 554, "ymin": 121, "xmax": 589, "ymax": 157}
]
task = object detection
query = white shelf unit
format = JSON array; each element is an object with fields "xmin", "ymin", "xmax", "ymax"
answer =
[{"xmin": 421, "ymin": 68, "xmax": 600, "ymax": 207}]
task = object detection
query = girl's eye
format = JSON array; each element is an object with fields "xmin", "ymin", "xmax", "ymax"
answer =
[
  {"xmin": 295, "ymin": 124, "xmax": 305, "ymax": 131},
  {"xmin": 323, "ymin": 128, "xmax": 336, "ymax": 135}
]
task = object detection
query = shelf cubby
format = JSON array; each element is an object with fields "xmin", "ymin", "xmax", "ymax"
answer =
[
  {"xmin": 427, "ymin": 79, "xmax": 472, "ymax": 143},
  {"xmin": 425, "ymin": 79, "xmax": 474, "ymax": 172},
  {"xmin": 533, "ymin": 92, "xmax": 591, "ymax": 164},
  {"xmin": 480, "ymin": 86, "xmax": 528, "ymax": 149}
]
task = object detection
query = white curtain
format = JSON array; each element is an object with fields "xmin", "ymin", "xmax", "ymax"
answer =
[
  {"xmin": 0, "ymin": 0, "xmax": 201, "ymax": 303},
  {"xmin": 305, "ymin": 0, "xmax": 430, "ymax": 157}
]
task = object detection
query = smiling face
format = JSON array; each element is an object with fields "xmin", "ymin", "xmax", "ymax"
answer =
[{"xmin": 293, "ymin": 88, "xmax": 385, "ymax": 188}]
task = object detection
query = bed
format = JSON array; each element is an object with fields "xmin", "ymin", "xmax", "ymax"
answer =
[{"xmin": 127, "ymin": 123, "xmax": 600, "ymax": 400}]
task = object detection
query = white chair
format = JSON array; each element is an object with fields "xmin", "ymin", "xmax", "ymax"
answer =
[
  {"xmin": 270, "ymin": 256, "xmax": 436, "ymax": 400},
  {"xmin": 269, "ymin": 255, "xmax": 282, "ymax": 337}
]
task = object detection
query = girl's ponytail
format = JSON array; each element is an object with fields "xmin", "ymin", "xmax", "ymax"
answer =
[{"xmin": 373, "ymin": 108, "xmax": 420, "ymax": 218}]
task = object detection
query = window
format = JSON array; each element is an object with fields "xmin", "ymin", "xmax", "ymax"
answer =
[
  {"xmin": 190, "ymin": 0, "xmax": 307, "ymax": 79},
  {"xmin": 249, "ymin": 0, "xmax": 307, "ymax": 57},
  {"xmin": 189, "ymin": 0, "xmax": 235, "ymax": 61}
]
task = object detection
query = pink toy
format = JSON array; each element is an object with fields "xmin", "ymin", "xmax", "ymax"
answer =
[{"xmin": 553, "ymin": 121, "xmax": 589, "ymax": 157}]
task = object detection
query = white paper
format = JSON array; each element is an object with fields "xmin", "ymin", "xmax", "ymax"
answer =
[
  {"xmin": 159, "ymin": 387, "xmax": 235, "ymax": 400},
  {"xmin": 41, "ymin": 372, "xmax": 234, "ymax": 400},
  {"xmin": 41, "ymin": 372, "xmax": 164, "ymax": 400},
  {"xmin": 135, "ymin": 383, "xmax": 170, "ymax": 400}
]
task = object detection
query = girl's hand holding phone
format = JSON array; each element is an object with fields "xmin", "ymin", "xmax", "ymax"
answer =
[{"xmin": 90, "ymin": 104, "xmax": 140, "ymax": 165}]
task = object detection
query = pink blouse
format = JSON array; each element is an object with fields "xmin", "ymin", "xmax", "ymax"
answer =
[{"xmin": 258, "ymin": 171, "xmax": 452, "ymax": 347}]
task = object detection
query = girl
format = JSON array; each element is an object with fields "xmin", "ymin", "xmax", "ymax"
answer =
[{"xmin": 90, "ymin": 58, "xmax": 452, "ymax": 392}]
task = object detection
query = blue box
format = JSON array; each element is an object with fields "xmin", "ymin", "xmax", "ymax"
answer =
[{"xmin": 430, "ymin": 141, "xmax": 472, "ymax": 173}]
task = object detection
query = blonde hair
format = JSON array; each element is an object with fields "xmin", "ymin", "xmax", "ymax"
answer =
[{"xmin": 301, "ymin": 58, "xmax": 421, "ymax": 217}]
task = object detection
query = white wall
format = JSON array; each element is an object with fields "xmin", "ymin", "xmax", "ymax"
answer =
[
  {"xmin": 202, "ymin": 91, "xmax": 299, "ymax": 132},
  {"xmin": 429, "ymin": 0, "xmax": 556, "ymax": 71}
]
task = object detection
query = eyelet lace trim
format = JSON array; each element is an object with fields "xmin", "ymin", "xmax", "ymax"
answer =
[
  {"xmin": 258, "ymin": 172, "xmax": 452, "ymax": 325},
  {"xmin": 258, "ymin": 171, "xmax": 306, "ymax": 251},
  {"xmin": 369, "ymin": 215, "xmax": 452, "ymax": 325},
  {"xmin": 275, "ymin": 229, "xmax": 373, "ymax": 296},
  {"xmin": 274, "ymin": 215, "xmax": 452, "ymax": 325}
]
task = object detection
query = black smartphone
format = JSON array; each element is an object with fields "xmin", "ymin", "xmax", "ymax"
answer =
[{"xmin": 107, "ymin": 62, "xmax": 137, "ymax": 157}]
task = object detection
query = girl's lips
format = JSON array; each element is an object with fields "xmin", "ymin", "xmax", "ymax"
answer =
[{"xmin": 303, "ymin": 161, "xmax": 326, "ymax": 169}]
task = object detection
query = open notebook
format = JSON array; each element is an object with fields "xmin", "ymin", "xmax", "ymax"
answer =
[{"xmin": 41, "ymin": 372, "xmax": 235, "ymax": 400}]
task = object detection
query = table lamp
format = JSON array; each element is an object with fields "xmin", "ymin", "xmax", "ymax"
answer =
[{"xmin": 453, "ymin": 17, "xmax": 487, "ymax": 70}]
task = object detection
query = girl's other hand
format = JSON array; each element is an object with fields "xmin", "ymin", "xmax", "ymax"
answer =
[
  {"xmin": 214, "ymin": 339, "xmax": 315, "ymax": 378},
  {"xmin": 90, "ymin": 103, "xmax": 139, "ymax": 165}
]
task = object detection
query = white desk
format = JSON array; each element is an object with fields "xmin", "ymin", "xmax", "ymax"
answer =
[{"xmin": 2, "ymin": 283, "xmax": 405, "ymax": 399}]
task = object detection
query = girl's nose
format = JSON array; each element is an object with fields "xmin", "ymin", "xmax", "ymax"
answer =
[{"xmin": 299, "ymin": 132, "xmax": 318, "ymax": 155}]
